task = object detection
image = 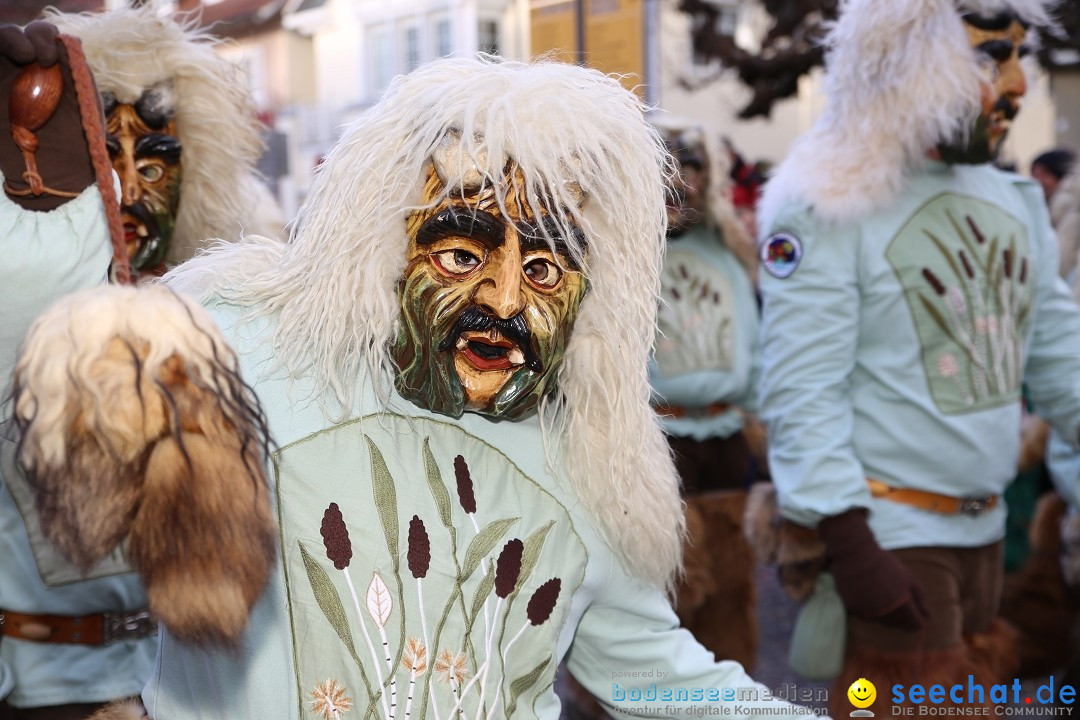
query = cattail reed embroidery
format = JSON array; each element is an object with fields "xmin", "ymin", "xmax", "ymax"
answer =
[
  {"xmin": 656, "ymin": 249, "xmax": 736, "ymax": 376},
  {"xmin": 297, "ymin": 431, "xmax": 577, "ymax": 720},
  {"xmin": 888, "ymin": 197, "xmax": 1034, "ymax": 414},
  {"xmin": 322, "ymin": 503, "xmax": 352, "ymax": 570}
]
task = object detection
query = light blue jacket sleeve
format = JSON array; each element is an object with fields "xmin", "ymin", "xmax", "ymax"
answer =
[
  {"xmin": 566, "ymin": 562, "xmax": 825, "ymax": 720},
  {"xmin": 757, "ymin": 208, "xmax": 869, "ymax": 527},
  {"xmin": 0, "ymin": 171, "xmax": 113, "ymax": 407},
  {"xmin": 1019, "ymin": 178, "xmax": 1080, "ymax": 455},
  {"xmin": 0, "ymin": 173, "xmax": 154, "ymax": 710}
]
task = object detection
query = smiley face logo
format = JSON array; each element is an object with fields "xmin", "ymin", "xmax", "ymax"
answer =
[{"xmin": 848, "ymin": 678, "xmax": 877, "ymax": 709}]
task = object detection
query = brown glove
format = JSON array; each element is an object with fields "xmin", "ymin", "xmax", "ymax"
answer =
[
  {"xmin": 0, "ymin": 22, "xmax": 95, "ymax": 211},
  {"xmin": 817, "ymin": 508, "xmax": 928, "ymax": 630}
]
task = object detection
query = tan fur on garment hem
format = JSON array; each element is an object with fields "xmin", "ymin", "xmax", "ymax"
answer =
[
  {"xmin": 676, "ymin": 490, "xmax": 757, "ymax": 669},
  {"xmin": 743, "ymin": 482, "xmax": 826, "ymax": 603},
  {"xmin": 1001, "ymin": 493, "xmax": 1074, "ymax": 676},
  {"xmin": 88, "ymin": 700, "xmax": 148, "ymax": 720}
]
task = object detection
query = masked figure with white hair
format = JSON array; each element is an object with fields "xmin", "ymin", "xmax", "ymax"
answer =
[
  {"xmin": 50, "ymin": 6, "xmax": 285, "ymax": 277},
  {"xmin": 647, "ymin": 119, "xmax": 761, "ymax": 670},
  {"xmin": 0, "ymin": 8, "xmax": 282, "ymax": 718},
  {"xmin": 11, "ymin": 58, "xmax": 822, "ymax": 720},
  {"xmin": 757, "ymin": 0, "xmax": 1080, "ymax": 714}
]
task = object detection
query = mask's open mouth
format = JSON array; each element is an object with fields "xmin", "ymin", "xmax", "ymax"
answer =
[{"xmin": 456, "ymin": 332, "xmax": 526, "ymax": 372}]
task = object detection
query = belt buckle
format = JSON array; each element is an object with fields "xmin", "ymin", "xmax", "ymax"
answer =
[
  {"xmin": 103, "ymin": 610, "xmax": 156, "ymax": 645},
  {"xmin": 957, "ymin": 496, "xmax": 993, "ymax": 517}
]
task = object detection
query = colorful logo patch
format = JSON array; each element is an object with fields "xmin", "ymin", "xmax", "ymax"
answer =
[{"xmin": 761, "ymin": 233, "xmax": 802, "ymax": 279}]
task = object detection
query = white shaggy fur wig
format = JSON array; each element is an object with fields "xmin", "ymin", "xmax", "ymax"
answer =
[
  {"xmin": 48, "ymin": 6, "xmax": 283, "ymax": 262},
  {"xmin": 759, "ymin": 0, "xmax": 1055, "ymax": 233},
  {"xmin": 650, "ymin": 114, "xmax": 756, "ymax": 273},
  {"xmin": 166, "ymin": 57, "xmax": 686, "ymax": 590}
]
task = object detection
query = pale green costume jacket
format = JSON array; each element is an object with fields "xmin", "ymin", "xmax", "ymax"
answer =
[
  {"xmin": 141, "ymin": 301, "xmax": 820, "ymax": 720},
  {"xmin": 0, "ymin": 174, "xmax": 157, "ymax": 708},
  {"xmin": 759, "ymin": 162, "xmax": 1080, "ymax": 549},
  {"xmin": 649, "ymin": 225, "xmax": 760, "ymax": 441}
]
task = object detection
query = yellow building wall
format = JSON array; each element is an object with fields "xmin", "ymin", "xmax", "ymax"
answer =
[{"xmin": 529, "ymin": 0, "xmax": 644, "ymax": 96}]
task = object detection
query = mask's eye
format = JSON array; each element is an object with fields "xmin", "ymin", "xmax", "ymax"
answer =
[
  {"xmin": 523, "ymin": 257, "xmax": 563, "ymax": 289},
  {"xmin": 137, "ymin": 163, "xmax": 165, "ymax": 183},
  {"xmin": 432, "ymin": 248, "xmax": 482, "ymax": 277},
  {"xmin": 1018, "ymin": 43, "xmax": 1032, "ymax": 59}
]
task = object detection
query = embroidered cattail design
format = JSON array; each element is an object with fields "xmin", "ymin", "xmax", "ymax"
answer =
[
  {"xmin": 453, "ymin": 456, "xmax": 476, "ymax": 514},
  {"xmin": 408, "ymin": 515, "xmax": 433, "ymax": 683},
  {"xmin": 310, "ymin": 678, "xmax": 354, "ymax": 720},
  {"xmin": 474, "ymin": 538, "xmax": 524, "ymax": 717},
  {"xmin": 321, "ymin": 504, "xmax": 391, "ymax": 720},
  {"xmin": 922, "ymin": 268, "xmax": 946, "ymax": 296},
  {"xmin": 494, "ymin": 539, "xmax": 524, "ymax": 599},
  {"xmin": 490, "ymin": 577, "xmax": 563, "ymax": 716},
  {"xmin": 526, "ymin": 578, "xmax": 561, "ymax": 627},
  {"xmin": 408, "ymin": 516, "xmax": 430, "ymax": 579},
  {"xmin": 322, "ymin": 503, "xmax": 352, "ymax": 570},
  {"xmin": 921, "ymin": 212, "xmax": 1034, "ymax": 409},
  {"xmin": 400, "ymin": 637, "xmax": 428, "ymax": 719},
  {"xmin": 455, "ymin": 453, "xmax": 495, "ymax": 647},
  {"xmin": 966, "ymin": 215, "xmax": 986, "ymax": 244},
  {"xmin": 958, "ymin": 250, "xmax": 975, "ymax": 279}
]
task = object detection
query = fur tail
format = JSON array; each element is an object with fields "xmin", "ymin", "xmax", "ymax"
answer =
[{"xmin": 13, "ymin": 284, "xmax": 276, "ymax": 647}]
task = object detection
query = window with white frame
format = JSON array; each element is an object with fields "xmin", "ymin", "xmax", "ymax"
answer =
[
  {"xmin": 434, "ymin": 18, "xmax": 452, "ymax": 58},
  {"xmin": 478, "ymin": 19, "xmax": 499, "ymax": 56},
  {"xmin": 404, "ymin": 26, "xmax": 421, "ymax": 72},
  {"xmin": 369, "ymin": 26, "xmax": 395, "ymax": 95}
]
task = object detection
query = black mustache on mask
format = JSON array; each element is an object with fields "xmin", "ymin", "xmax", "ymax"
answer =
[
  {"xmin": 992, "ymin": 96, "xmax": 1018, "ymax": 121},
  {"xmin": 438, "ymin": 306, "xmax": 543, "ymax": 373}
]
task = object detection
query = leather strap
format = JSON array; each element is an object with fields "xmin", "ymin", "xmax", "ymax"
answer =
[
  {"xmin": 867, "ymin": 478, "xmax": 998, "ymax": 516},
  {"xmin": 653, "ymin": 402, "xmax": 731, "ymax": 419},
  {"xmin": 0, "ymin": 609, "xmax": 155, "ymax": 645}
]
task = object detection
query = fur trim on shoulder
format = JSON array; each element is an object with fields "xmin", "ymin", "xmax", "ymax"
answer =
[
  {"xmin": 759, "ymin": 0, "xmax": 1056, "ymax": 233},
  {"xmin": 88, "ymin": 699, "xmax": 147, "ymax": 720},
  {"xmin": 167, "ymin": 57, "xmax": 685, "ymax": 591},
  {"xmin": 48, "ymin": 6, "xmax": 282, "ymax": 262}
]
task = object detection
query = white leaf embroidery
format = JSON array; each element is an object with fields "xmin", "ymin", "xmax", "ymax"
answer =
[{"xmin": 366, "ymin": 572, "xmax": 392, "ymax": 627}]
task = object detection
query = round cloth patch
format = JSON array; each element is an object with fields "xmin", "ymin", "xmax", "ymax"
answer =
[{"xmin": 761, "ymin": 233, "xmax": 802, "ymax": 279}]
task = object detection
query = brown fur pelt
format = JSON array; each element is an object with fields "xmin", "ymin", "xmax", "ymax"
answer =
[
  {"xmin": 676, "ymin": 490, "xmax": 757, "ymax": 669},
  {"xmin": 12, "ymin": 285, "xmax": 277, "ymax": 647},
  {"xmin": 832, "ymin": 625, "xmax": 1015, "ymax": 718},
  {"xmin": 88, "ymin": 700, "xmax": 149, "ymax": 720},
  {"xmin": 1000, "ymin": 492, "xmax": 1074, "ymax": 676},
  {"xmin": 1017, "ymin": 414, "xmax": 1050, "ymax": 474},
  {"xmin": 744, "ymin": 482, "xmax": 826, "ymax": 602}
]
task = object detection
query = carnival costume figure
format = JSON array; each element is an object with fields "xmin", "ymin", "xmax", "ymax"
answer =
[
  {"xmin": 649, "ymin": 120, "xmax": 761, "ymax": 670},
  {"xmin": 11, "ymin": 58, "xmax": 824, "ymax": 720},
  {"xmin": 0, "ymin": 9, "xmax": 282, "ymax": 718},
  {"xmin": 50, "ymin": 6, "xmax": 284, "ymax": 277},
  {"xmin": 756, "ymin": 0, "xmax": 1080, "ymax": 714}
]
